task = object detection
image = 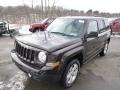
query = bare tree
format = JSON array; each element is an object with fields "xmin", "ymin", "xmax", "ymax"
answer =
[
  {"xmin": 86, "ymin": 9, "xmax": 93, "ymax": 16},
  {"xmin": 41, "ymin": 0, "xmax": 43, "ymax": 19},
  {"xmin": 0, "ymin": 4, "xmax": 119, "ymax": 24},
  {"xmin": 48, "ymin": 0, "xmax": 59, "ymax": 17}
]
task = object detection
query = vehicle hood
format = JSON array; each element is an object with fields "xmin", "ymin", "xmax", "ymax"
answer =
[
  {"xmin": 15, "ymin": 32, "xmax": 82, "ymax": 52},
  {"xmin": 31, "ymin": 23, "xmax": 43, "ymax": 26}
]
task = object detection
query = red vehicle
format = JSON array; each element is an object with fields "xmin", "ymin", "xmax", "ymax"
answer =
[
  {"xmin": 29, "ymin": 18, "xmax": 55, "ymax": 32},
  {"xmin": 109, "ymin": 18, "xmax": 120, "ymax": 34}
]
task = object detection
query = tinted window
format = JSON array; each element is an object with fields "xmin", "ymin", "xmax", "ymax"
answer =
[
  {"xmin": 87, "ymin": 20, "xmax": 98, "ymax": 34},
  {"xmin": 98, "ymin": 20, "xmax": 105, "ymax": 30},
  {"xmin": 104, "ymin": 19, "xmax": 109, "ymax": 27},
  {"xmin": 114, "ymin": 18, "xmax": 120, "ymax": 23}
]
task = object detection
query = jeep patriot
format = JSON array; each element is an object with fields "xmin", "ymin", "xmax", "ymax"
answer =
[{"xmin": 11, "ymin": 16, "xmax": 111, "ymax": 87}]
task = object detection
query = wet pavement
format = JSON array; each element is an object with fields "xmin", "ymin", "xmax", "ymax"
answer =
[{"xmin": 0, "ymin": 35, "xmax": 120, "ymax": 90}]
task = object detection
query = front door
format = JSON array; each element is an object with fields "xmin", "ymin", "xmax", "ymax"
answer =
[{"xmin": 84, "ymin": 20, "xmax": 99, "ymax": 61}]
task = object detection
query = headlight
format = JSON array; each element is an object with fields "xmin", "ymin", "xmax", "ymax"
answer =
[{"xmin": 38, "ymin": 52, "xmax": 47, "ymax": 63}]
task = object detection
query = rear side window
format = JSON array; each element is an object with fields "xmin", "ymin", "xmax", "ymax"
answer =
[
  {"xmin": 98, "ymin": 20, "xmax": 105, "ymax": 33},
  {"xmin": 104, "ymin": 19, "xmax": 109, "ymax": 27},
  {"xmin": 114, "ymin": 18, "xmax": 120, "ymax": 23},
  {"xmin": 87, "ymin": 20, "xmax": 98, "ymax": 34}
]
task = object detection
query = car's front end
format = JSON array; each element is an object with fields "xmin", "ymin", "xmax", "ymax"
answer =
[
  {"xmin": 0, "ymin": 22, "xmax": 8, "ymax": 35},
  {"xmin": 11, "ymin": 39, "xmax": 63, "ymax": 81}
]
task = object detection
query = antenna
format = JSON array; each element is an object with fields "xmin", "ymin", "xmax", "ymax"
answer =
[
  {"xmin": 44, "ymin": 31, "xmax": 47, "ymax": 41},
  {"xmin": 37, "ymin": 30, "xmax": 49, "ymax": 41}
]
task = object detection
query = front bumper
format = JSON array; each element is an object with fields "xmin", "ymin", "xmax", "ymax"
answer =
[
  {"xmin": 11, "ymin": 50, "xmax": 62, "ymax": 81},
  {"xmin": 0, "ymin": 29, "xmax": 7, "ymax": 34}
]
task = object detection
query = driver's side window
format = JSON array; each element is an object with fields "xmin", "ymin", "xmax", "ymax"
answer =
[{"xmin": 87, "ymin": 20, "xmax": 98, "ymax": 34}]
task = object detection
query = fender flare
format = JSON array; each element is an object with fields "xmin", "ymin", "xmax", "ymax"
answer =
[
  {"xmin": 60, "ymin": 46, "xmax": 85, "ymax": 68},
  {"xmin": 57, "ymin": 46, "xmax": 85, "ymax": 78}
]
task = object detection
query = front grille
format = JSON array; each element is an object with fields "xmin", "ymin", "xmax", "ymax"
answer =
[
  {"xmin": 15, "ymin": 41, "xmax": 39, "ymax": 64},
  {"xmin": 0, "ymin": 23, "xmax": 5, "ymax": 29}
]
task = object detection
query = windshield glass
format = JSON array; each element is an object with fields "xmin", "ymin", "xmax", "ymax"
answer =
[{"xmin": 46, "ymin": 18, "xmax": 85, "ymax": 37}]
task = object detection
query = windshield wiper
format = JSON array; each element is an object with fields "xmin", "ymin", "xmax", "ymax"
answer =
[
  {"xmin": 50, "ymin": 32, "xmax": 66, "ymax": 35},
  {"xmin": 50, "ymin": 32, "xmax": 77, "ymax": 37}
]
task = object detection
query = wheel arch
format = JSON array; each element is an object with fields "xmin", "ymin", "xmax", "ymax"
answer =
[
  {"xmin": 107, "ymin": 37, "xmax": 110, "ymax": 43},
  {"xmin": 61, "ymin": 46, "xmax": 85, "ymax": 68}
]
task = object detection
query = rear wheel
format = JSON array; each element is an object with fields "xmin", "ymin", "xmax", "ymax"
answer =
[
  {"xmin": 99, "ymin": 42, "xmax": 109, "ymax": 56},
  {"xmin": 61, "ymin": 59, "xmax": 80, "ymax": 88}
]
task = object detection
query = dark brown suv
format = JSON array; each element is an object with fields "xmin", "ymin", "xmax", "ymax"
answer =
[{"xmin": 11, "ymin": 16, "xmax": 111, "ymax": 87}]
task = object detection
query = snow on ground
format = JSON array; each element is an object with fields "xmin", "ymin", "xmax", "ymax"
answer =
[
  {"xmin": 0, "ymin": 72, "xmax": 26, "ymax": 90},
  {"xmin": 0, "ymin": 82, "xmax": 3, "ymax": 85},
  {"xmin": 9, "ymin": 24, "xmax": 21, "ymax": 30},
  {"xmin": 111, "ymin": 35, "xmax": 120, "ymax": 38},
  {"xmin": 18, "ymin": 25, "xmax": 32, "ymax": 35},
  {"xmin": 8, "ymin": 24, "xmax": 32, "ymax": 36}
]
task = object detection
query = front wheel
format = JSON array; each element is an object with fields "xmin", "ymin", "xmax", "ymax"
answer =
[
  {"xmin": 99, "ymin": 42, "xmax": 109, "ymax": 56},
  {"xmin": 0, "ymin": 33, "xmax": 2, "ymax": 36},
  {"xmin": 61, "ymin": 59, "xmax": 80, "ymax": 88}
]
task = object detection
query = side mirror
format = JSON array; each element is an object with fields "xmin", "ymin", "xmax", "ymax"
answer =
[
  {"xmin": 113, "ymin": 22, "xmax": 118, "ymax": 25},
  {"xmin": 87, "ymin": 32, "xmax": 98, "ymax": 38},
  {"xmin": 44, "ymin": 22, "xmax": 49, "ymax": 25}
]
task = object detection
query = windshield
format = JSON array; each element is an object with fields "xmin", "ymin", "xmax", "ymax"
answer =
[{"xmin": 46, "ymin": 18, "xmax": 85, "ymax": 37}]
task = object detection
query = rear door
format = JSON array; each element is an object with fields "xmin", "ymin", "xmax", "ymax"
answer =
[{"xmin": 97, "ymin": 19, "xmax": 109, "ymax": 50}]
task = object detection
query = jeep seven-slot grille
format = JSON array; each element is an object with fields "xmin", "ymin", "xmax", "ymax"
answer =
[{"xmin": 15, "ymin": 41, "xmax": 39, "ymax": 64}]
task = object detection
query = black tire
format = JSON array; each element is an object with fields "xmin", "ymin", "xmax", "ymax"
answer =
[
  {"xmin": 0, "ymin": 33, "xmax": 2, "ymax": 36},
  {"xmin": 99, "ymin": 42, "xmax": 109, "ymax": 56},
  {"xmin": 61, "ymin": 59, "xmax": 80, "ymax": 88}
]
